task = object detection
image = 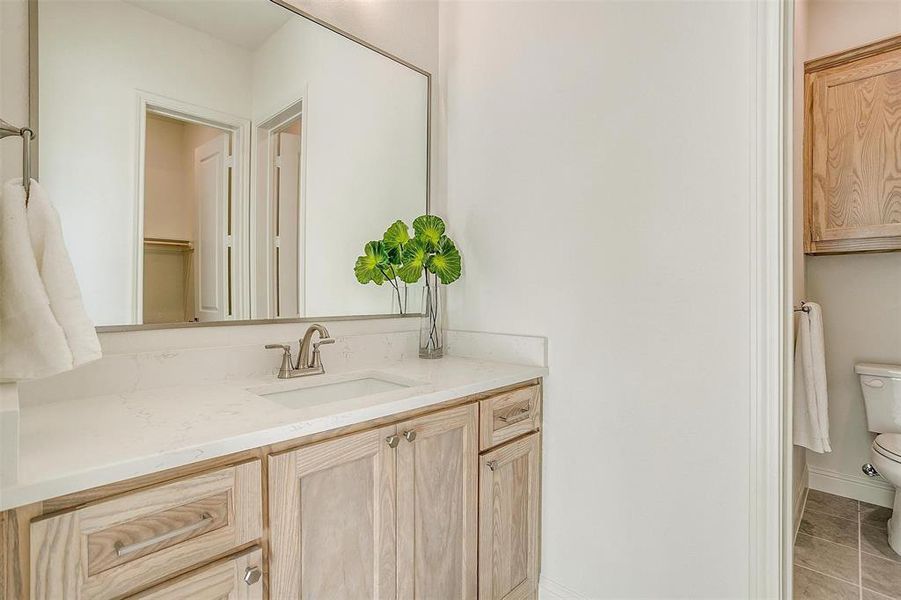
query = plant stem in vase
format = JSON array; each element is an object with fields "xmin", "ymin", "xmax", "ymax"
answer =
[{"xmin": 419, "ymin": 270, "xmax": 443, "ymax": 358}]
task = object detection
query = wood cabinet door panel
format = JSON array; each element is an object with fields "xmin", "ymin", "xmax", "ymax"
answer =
[
  {"xmin": 396, "ymin": 404, "xmax": 478, "ymax": 600},
  {"xmin": 807, "ymin": 42, "xmax": 901, "ymax": 252},
  {"xmin": 268, "ymin": 426, "xmax": 397, "ymax": 600},
  {"xmin": 478, "ymin": 433, "xmax": 540, "ymax": 600}
]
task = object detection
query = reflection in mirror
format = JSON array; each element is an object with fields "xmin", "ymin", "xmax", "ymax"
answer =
[{"xmin": 37, "ymin": 0, "xmax": 428, "ymax": 327}]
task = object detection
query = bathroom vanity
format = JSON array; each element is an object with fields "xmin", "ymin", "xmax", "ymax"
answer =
[
  {"xmin": 0, "ymin": 352, "xmax": 545, "ymax": 599},
  {"xmin": 2, "ymin": 0, "xmax": 549, "ymax": 596}
]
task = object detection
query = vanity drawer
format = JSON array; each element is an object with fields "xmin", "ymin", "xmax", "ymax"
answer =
[
  {"xmin": 130, "ymin": 547, "xmax": 263, "ymax": 600},
  {"xmin": 479, "ymin": 384, "xmax": 541, "ymax": 451},
  {"xmin": 30, "ymin": 461, "xmax": 262, "ymax": 600}
]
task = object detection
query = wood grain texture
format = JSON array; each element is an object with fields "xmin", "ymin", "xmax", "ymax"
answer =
[
  {"xmin": 479, "ymin": 433, "xmax": 540, "ymax": 600},
  {"xmin": 87, "ymin": 491, "xmax": 229, "ymax": 576},
  {"xmin": 268, "ymin": 426, "xmax": 397, "ymax": 600},
  {"xmin": 479, "ymin": 385, "xmax": 541, "ymax": 451},
  {"xmin": 806, "ymin": 39, "xmax": 901, "ymax": 254},
  {"xmin": 396, "ymin": 403, "xmax": 478, "ymax": 600},
  {"xmin": 29, "ymin": 462, "xmax": 261, "ymax": 600},
  {"xmin": 806, "ymin": 32, "xmax": 901, "ymax": 73},
  {"xmin": 1, "ymin": 504, "xmax": 42, "ymax": 600},
  {"xmin": 132, "ymin": 547, "xmax": 263, "ymax": 600}
]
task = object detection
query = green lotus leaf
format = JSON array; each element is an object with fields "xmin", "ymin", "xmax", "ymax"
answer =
[
  {"xmin": 382, "ymin": 220, "xmax": 410, "ymax": 264},
  {"xmin": 398, "ymin": 238, "xmax": 428, "ymax": 284},
  {"xmin": 427, "ymin": 236, "xmax": 462, "ymax": 284},
  {"xmin": 412, "ymin": 215, "xmax": 445, "ymax": 251},
  {"xmin": 354, "ymin": 241, "xmax": 388, "ymax": 285}
]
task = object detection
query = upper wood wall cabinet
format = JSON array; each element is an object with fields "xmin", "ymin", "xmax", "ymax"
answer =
[{"xmin": 805, "ymin": 35, "xmax": 901, "ymax": 254}]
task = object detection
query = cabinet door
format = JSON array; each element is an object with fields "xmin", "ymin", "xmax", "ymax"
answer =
[
  {"xmin": 132, "ymin": 548, "xmax": 263, "ymax": 600},
  {"xmin": 268, "ymin": 426, "xmax": 397, "ymax": 599},
  {"xmin": 806, "ymin": 44, "xmax": 901, "ymax": 253},
  {"xmin": 396, "ymin": 404, "xmax": 478, "ymax": 599},
  {"xmin": 479, "ymin": 433, "xmax": 540, "ymax": 600}
]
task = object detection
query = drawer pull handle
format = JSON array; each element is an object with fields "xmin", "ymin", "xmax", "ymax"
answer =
[
  {"xmin": 114, "ymin": 512, "xmax": 213, "ymax": 557},
  {"xmin": 499, "ymin": 405, "xmax": 531, "ymax": 424}
]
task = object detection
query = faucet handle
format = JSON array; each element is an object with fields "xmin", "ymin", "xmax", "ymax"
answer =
[
  {"xmin": 313, "ymin": 337, "xmax": 336, "ymax": 351},
  {"xmin": 265, "ymin": 344, "xmax": 294, "ymax": 378}
]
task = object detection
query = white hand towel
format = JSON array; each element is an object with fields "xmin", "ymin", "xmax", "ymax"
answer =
[
  {"xmin": 0, "ymin": 180, "xmax": 101, "ymax": 380},
  {"xmin": 793, "ymin": 302, "xmax": 831, "ymax": 453}
]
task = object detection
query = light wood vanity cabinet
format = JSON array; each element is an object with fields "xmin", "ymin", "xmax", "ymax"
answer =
[
  {"xmin": 5, "ymin": 380, "xmax": 542, "ymax": 600},
  {"xmin": 805, "ymin": 35, "xmax": 901, "ymax": 254}
]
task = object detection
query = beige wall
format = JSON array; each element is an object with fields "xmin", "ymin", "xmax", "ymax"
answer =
[
  {"xmin": 0, "ymin": 0, "xmax": 29, "ymax": 184},
  {"xmin": 802, "ymin": 0, "xmax": 901, "ymax": 506},
  {"xmin": 144, "ymin": 115, "xmax": 193, "ymax": 241}
]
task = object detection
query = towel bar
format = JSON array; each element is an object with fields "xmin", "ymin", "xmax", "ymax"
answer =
[
  {"xmin": 794, "ymin": 302, "xmax": 811, "ymax": 313},
  {"xmin": 0, "ymin": 117, "xmax": 34, "ymax": 203}
]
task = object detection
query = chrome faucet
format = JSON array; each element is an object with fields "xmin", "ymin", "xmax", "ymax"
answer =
[{"xmin": 265, "ymin": 324, "xmax": 336, "ymax": 379}]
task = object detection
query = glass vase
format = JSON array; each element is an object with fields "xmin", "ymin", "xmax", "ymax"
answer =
[{"xmin": 419, "ymin": 271, "xmax": 444, "ymax": 359}]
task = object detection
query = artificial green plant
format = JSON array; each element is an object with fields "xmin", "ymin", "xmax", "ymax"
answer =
[{"xmin": 353, "ymin": 215, "xmax": 462, "ymax": 314}]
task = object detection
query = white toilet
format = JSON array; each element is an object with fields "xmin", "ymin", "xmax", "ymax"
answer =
[{"xmin": 857, "ymin": 362, "xmax": 901, "ymax": 554}]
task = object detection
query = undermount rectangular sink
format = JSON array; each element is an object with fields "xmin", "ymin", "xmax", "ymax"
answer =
[{"xmin": 253, "ymin": 375, "xmax": 411, "ymax": 409}]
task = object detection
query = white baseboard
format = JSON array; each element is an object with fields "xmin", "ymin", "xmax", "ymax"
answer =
[
  {"xmin": 539, "ymin": 577, "xmax": 588, "ymax": 599},
  {"xmin": 808, "ymin": 465, "xmax": 894, "ymax": 508}
]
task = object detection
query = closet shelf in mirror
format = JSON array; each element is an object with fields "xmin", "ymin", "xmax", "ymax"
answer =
[{"xmin": 143, "ymin": 238, "xmax": 193, "ymax": 251}]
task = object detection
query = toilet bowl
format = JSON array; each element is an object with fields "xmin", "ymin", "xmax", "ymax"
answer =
[
  {"xmin": 856, "ymin": 363, "xmax": 901, "ymax": 555},
  {"xmin": 870, "ymin": 433, "xmax": 901, "ymax": 554}
]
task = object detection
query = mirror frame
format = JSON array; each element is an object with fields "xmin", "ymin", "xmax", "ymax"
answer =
[{"xmin": 28, "ymin": 0, "xmax": 432, "ymax": 332}]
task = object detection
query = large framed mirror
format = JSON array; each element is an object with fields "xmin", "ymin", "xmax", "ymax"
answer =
[{"xmin": 34, "ymin": 0, "xmax": 430, "ymax": 329}]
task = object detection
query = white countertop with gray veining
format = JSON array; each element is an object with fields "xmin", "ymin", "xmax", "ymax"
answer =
[{"xmin": 1, "ymin": 356, "xmax": 546, "ymax": 511}]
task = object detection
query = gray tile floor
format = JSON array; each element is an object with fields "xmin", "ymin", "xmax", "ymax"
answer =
[{"xmin": 794, "ymin": 490, "xmax": 901, "ymax": 600}]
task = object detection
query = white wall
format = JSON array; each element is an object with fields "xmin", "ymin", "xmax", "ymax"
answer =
[
  {"xmin": 802, "ymin": 0, "xmax": 901, "ymax": 505},
  {"xmin": 251, "ymin": 15, "xmax": 427, "ymax": 317},
  {"xmin": 39, "ymin": 0, "xmax": 253, "ymax": 325},
  {"xmin": 440, "ymin": 1, "xmax": 754, "ymax": 597},
  {"xmin": 286, "ymin": 0, "xmax": 444, "ymax": 215}
]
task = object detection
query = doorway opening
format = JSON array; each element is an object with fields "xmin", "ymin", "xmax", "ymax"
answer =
[
  {"xmin": 255, "ymin": 99, "xmax": 305, "ymax": 319},
  {"xmin": 141, "ymin": 110, "xmax": 235, "ymax": 324}
]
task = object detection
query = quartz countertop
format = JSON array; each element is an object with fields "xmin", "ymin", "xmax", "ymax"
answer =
[{"xmin": 1, "ymin": 357, "xmax": 546, "ymax": 511}]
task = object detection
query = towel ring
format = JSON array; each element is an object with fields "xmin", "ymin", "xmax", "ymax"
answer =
[
  {"xmin": 0, "ymin": 117, "xmax": 35, "ymax": 204},
  {"xmin": 794, "ymin": 302, "xmax": 811, "ymax": 313}
]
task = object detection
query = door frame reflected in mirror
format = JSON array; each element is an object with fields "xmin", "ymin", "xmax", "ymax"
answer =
[{"xmin": 136, "ymin": 92, "xmax": 252, "ymax": 324}]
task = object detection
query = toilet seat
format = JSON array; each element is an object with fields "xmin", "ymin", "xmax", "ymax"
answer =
[{"xmin": 874, "ymin": 433, "xmax": 901, "ymax": 463}]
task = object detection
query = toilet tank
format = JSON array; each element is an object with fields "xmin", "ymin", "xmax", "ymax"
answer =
[{"xmin": 856, "ymin": 363, "xmax": 901, "ymax": 433}]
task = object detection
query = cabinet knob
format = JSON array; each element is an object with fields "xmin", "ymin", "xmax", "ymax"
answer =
[
  {"xmin": 403, "ymin": 430, "xmax": 417, "ymax": 442},
  {"xmin": 486, "ymin": 460, "xmax": 498, "ymax": 471},
  {"xmin": 386, "ymin": 435, "xmax": 400, "ymax": 448},
  {"xmin": 243, "ymin": 566, "xmax": 262, "ymax": 586}
]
